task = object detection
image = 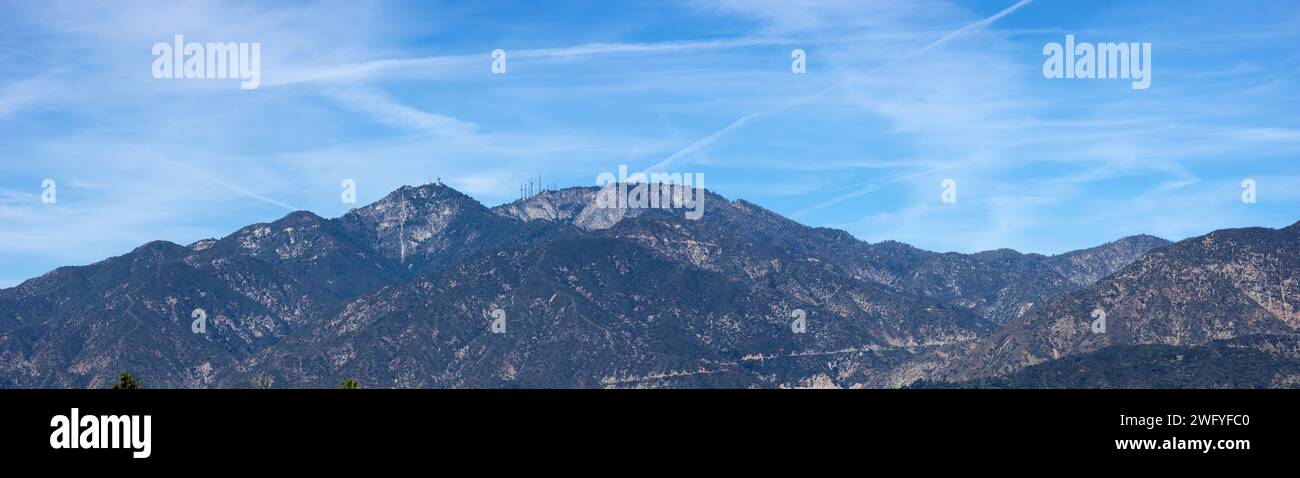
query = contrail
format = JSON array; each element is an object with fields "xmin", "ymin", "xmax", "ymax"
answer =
[
  {"xmin": 202, "ymin": 174, "xmax": 302, "ymax": 212},
  {"xmin": 647, "ymin": 0, "xmax": 1035, "ymax": 173},
  {"xmin": 269, "ymin": 37, "xmax": 795, "ymax": 87},
  {"xmin": 792, "ymin": 164, "xmax": 952, "ymax": 218},
  {"xmin": 890, "ymin": 0, "xmax": 1034, "ymax": 64},
  {"xmin": 650, "ymin": 112, "xmax": 759, "ymax": 173},
  {"xmin": 121, "ymin": 143, "xmax": 303, "ymax": 211}
]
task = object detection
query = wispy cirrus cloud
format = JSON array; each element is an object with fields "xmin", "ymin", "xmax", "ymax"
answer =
[{"xmin": 0, "ymin": 76, "xmax": 45, "ymax": 118}]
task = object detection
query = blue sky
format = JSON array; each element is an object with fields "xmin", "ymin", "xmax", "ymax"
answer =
[{"xmin": 1, "ymin": 0, "xmax": 1298, "ymax": 287}]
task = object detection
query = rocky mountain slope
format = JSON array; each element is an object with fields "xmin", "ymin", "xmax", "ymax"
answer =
[
  {"xmin": 495, "ymin": 187, "xmax": 1170, "ymax": 326},
  {"xmin": 246, "ymin": 203, "xmax": 987, "ymax": 388},
  {"xmin": 935, "ymin": 222, "xmax": 1300, "ymax": 384},
  {"xmin": 0, "ymin": 183, "xmax": 1196, "ymax": 388}
]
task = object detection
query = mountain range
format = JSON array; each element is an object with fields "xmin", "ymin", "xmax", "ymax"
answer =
[{"xmin": 1, "ymin": 182, "xmax": 1295, "ymax": 388}]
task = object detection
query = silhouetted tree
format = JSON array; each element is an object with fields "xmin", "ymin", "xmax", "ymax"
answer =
[{"xmin": 112, "ymin": 371, "xmax": 142, "ymax": 389}]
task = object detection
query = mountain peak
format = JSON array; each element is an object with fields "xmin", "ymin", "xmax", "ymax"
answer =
[
  {"xmin": 1047, "ymin": 234, "xmax": 1171, "ymax": 287},
  {"xmin": 276, "ymin": 210, "xmax": 328, "ymax": 225},
  {"xmin": 1112, "ymin": 233, "xmax": 1171, "ymax": 248},
  {"xmin": 383, "ymin": 182, "xmax": 477, "ymax": 207},
  {"xmin": 341, "ymin": 183, "xmax": 493, "ymax": 234},
  {"xmin": 337, "ymin": 183, "xmax": 523, "ymax": 272},
  {"xmin": 132, "ymin": 239, "xmax": 187, "ymax": 255},
  {"xmin": 493, "ymin": 187, "xmax": 598, "ymax": 224},
  {"xmin": 492, "ymin": 183, "xmax": 723, "ymax": 231}
]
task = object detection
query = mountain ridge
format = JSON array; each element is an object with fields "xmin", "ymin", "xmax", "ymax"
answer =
[
  {"xmin": 2, "ymin": 182, "xmax": 1249, "ymax": 388},
  {"xmin": 935, "ymin": 221, "xmax": 1300, "ymax": 384}
]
